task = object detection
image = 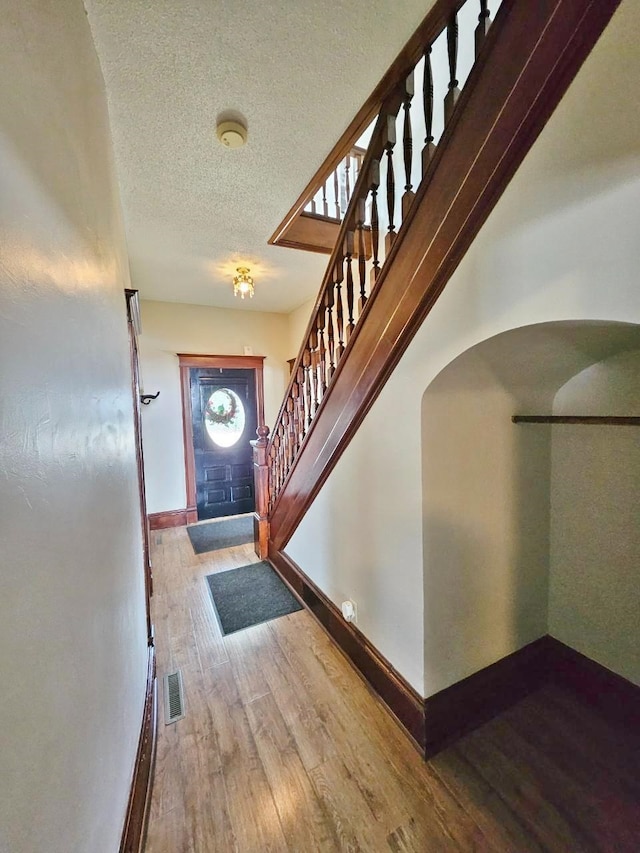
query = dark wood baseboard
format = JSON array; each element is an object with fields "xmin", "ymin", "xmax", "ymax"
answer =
[
  {"xmin": 423, "ymin": 635, "xmax": 640, "ymax": 758},
  {"xmin": 423, "ymin": 636, "xmax": 551, "ymax": 758},
  {"xmin": 148, "ymin": 508, "xmax": 195, "ymax": 530},
  {"xmin": 264, "ymin": 551, "xmax": 640, "ymax": 759},
  {"xmin": 546, "ymin": 636, "xmax": 640, "ymax": 732},
  {"xmin": 268, "ymin": 548, "xmax": 426, "ymax": 749},
  {"xmin": 119, "ymin": 644, "xmax": 157, "ymax": 853}
]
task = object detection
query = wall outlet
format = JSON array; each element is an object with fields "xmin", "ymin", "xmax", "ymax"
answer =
[{"xmin": 341, "ymin": 599, "xmax": 357, "ymax": 623}]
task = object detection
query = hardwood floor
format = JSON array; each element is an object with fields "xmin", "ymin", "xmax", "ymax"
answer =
[{"xmin": 145, "ymin": 527, "xmax": 640, "ymax": 852}]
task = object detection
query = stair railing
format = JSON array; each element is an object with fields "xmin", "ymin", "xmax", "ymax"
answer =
[
  {"xmin": 303, "ymin": 146, "xmax": 367, "ymax": 222},
  {"xmin": 255, "ymin": 0, "xmax": 500, "ymax": 536}
]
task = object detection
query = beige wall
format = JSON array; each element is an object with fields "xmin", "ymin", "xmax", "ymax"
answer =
[
  {"xmin": 287, "ymin": 296, "xmax": 317, "ymax": 360},
  {"xmin": 139, "ymin": 300, "xmax": 290, "ymax": 513},
  {"xmin": 549, "ymin": 350, "xmax": 640, "ymax": 684},
  {"xmin": 286, "ymin": 1, "xmax": 640, "ymax": 696},
  {"xmin": 0, "ymin": 2, "xmax": 148, "ymax": 850}
]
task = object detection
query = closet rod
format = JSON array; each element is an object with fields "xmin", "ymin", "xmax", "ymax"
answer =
[{"xmin": 512, "ymin": 416, "xmax": 640, "ymax": 425}]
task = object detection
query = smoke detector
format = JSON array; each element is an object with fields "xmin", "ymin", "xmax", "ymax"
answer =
[{"xmin": 216, "ymin": 119, "xmax": 248, "ymax": 149}]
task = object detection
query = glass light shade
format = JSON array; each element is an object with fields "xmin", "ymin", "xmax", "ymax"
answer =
[{"xmin": 233, "ymin": 267, "xmax": 254, "ymax": 299}]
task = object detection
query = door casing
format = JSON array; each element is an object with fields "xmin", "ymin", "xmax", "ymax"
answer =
[{"xmin": 178, "ymin": 354, "xmax": 265, "ymax": 524}]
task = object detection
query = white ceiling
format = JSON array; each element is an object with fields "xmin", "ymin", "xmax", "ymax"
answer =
[{"xmin": 85, "ymin": 0, "xmax": 433, "ymax": 314}]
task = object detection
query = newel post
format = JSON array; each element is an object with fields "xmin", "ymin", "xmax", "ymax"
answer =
[{"xmin": 251, "ymin": 425, "xmax": 270, "ymax": 559}]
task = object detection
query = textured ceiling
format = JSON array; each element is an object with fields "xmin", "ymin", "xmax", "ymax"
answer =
[{"xmin": 84, "ymin": 0, "xmax": 434, "ymax": 313}]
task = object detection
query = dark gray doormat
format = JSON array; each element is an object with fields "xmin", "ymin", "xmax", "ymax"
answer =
[
  {"xmin": 206, "ymin": 561, "xmax": 302, "ymax": 635},
  {"xmin": 187, "ymin": 515, "xmax": 253, "ymax": 554}
]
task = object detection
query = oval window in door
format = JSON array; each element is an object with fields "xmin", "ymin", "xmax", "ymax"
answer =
[{"xmin": 204, "ymin": 388, "xmax": 246, "ymax": 448}]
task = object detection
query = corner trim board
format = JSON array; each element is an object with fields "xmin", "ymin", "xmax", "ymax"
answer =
[
  {"xmin": 119, "ymin": 644, "xmax": 157, "ymax": 853},
  {"xmin": 268, "ymin": 547, "xmax": 426, "ymax": 749}
]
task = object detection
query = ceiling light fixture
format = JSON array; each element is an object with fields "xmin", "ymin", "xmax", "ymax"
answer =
[{"xmin": 233, "ymin": 267, "xmax": 254, "ymax": 299}]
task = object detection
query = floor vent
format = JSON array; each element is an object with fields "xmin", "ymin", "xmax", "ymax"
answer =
[{"xmin": 163, "ymin": 670, "xmax": 185, "ymax": 724}]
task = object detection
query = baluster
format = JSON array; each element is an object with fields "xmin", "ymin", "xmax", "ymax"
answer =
[
  {"xmin": 322, "ymin": 180, "xmax": 329, "ymax": 217},
  {"xmin": 334, "ymin": 254, "xmax": 345, "ymax": 361},
  {"xmin": 308, "ymin": 326, "xmax": 318, "ymax": 416},
  {"xmin": 316, "ymin": 308, "xmax": 327, "ymax": 397},
  {"xmin": 333, "ymin": 166, "xmax": 340, "ymax": 219},
  {"xmin": 422, "ymin": 45, "xmax": 436, "ymax": 174},
  {"xmin": 325, "ymin": 286, "xmax": 336, "ymax": 379},
  {"xmin": 476, "ymin": 0, "xmax": 491, "ymax": 57},
  {"xmin": 272, "ymin": 432, "xmax": 280, "ymax": 495},
  {"xmin": 310, "ymin": 193, "xmax": 317, "ymax": 215},
  {"xmin": 268, "ymin": 442, "xmax": 276, "ymax": 509},
  {"xmin": 402, "ymin": 71, "xmax": 415, "ymax": 219},
  {"xmin": 369, "ymin": 159, "xmax": 381, "ymax": 286},
  {"xmin": 281, "ymin": 411, "xmax": 290, "ymax": 475},
  {"xmin": 344, "ymin": 155, "xmax": 351, "ymax": 206},
  {"xmin": 356, "ymin": 198, "xmax": 367, "ymax": 312},
  {"xmin": 291, "ymin": 377, "xmax": 301, "ymax": 451},
  {"xmin": 344, "ymin": 231, "xmax": 355, "ymax": 340},
  {"xmin": 296, "ymin": 365, "xmax": 305, "ymax": 443},
  {"xmin": 278, "ymin": 423, "xmax": 286, "ymax": 487},
  {"xmin": 444, "ymin": 12, "xmax": 460, "ymax": 126},
  {"xmin": 287, "ymin": 399, "xmax": 295, "ymax": 466},
  {"xmin": 302, "ymin": 347, "xmax": 312, "ymax": 431},
  {"xmin": 383, "ymin": 113, "xmax": 397, "ymax": 252}
]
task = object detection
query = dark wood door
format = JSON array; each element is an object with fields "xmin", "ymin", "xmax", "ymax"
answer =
[{"xmin": 190, "ymin": 367, "xmax": 257, "ymax": 520}]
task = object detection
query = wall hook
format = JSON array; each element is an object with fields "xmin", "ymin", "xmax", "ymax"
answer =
[{"xmin": 140, "ymin": 392, "xmax": 160, "ymax": 405}]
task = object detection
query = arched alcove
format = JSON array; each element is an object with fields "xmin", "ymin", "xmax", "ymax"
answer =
[{"xmin": 421, "ymin": 320, "xmax": 640, "ymax": 697}]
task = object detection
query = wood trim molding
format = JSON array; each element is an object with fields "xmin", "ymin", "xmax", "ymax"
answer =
[
  {"xmin": 268, "ymin": 547, "xmax": 426, "ymax": 749},
  {"xmin": 119, "ymin": 644, "xmax": 157, "ymax": 853},
  {"xmin": 546, "ymin": 636, "xmax": 640, "ymax": 732},
  {"xmin": 148, "ymin": 508, "xmax": 195, "ymax": 530},
  {"xmin": 423, "ymin": 637, "xmax": 551, "ymax": 758},
  {"xmin": 269, "ymin": 0, "xmax": 622, "ymax": 551},
  {"xmin": 422, "ymin": 635, "xmax": 640, "ymax": 758},
  {"xmin": 178, "ymin": 354, "xmax": 266, "ymax": 515},
  {"xmin": 176, "ymin": 353, "xmax": 265, "ymax": 370}
]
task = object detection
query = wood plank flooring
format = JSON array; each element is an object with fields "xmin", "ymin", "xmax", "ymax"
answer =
[{"xmin": 145, "ymin": 527, "xmax": 640, "ymax": 852}]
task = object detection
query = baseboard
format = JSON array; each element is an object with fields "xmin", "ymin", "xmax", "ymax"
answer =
[
  {"xmin": 423, "ymin": 636, "xmax": 551, "ymax": 758},
  {"xmin": 268, "ymin": 547, "xmax": 426, "ymax": 749},
  {"xmin": 546, "ymin": 636, "xmax": 640, "ymax": 732},
  {"xmin": 261, "ymin": 552, "xmax": 640, "ymax": 759},
  {"xmin": 148, "ymin": 507, "xmax": 195, "ymax": 529},
  {"xmin": 119, "ymin": 644, "xmax": 157, "ymax": 853},
  {"xmin": 423, "ymin": 635, "xmax": 640, "ymax": 758}
]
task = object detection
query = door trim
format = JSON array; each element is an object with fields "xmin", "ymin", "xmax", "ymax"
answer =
[
  {"xmin": 178, "ymin": 354, "xmax": 265, "ymax": 523},
  {"xmin": 125, "ymin": 289, "xmax": 153, "ymax": 643}
]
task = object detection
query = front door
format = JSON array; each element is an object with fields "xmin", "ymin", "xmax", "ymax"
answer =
[{"xmin": 189, "ymin": 367, "xmax": 257, "ymax": 520}]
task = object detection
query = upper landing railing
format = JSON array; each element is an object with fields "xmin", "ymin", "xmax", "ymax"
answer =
[
  {"xmin": 264, "ymin": 0, "xmax": 500, "ymax": 512},
  {"xmin": 303, "ymin": 146, "xmax": 366, "ymax": 222}
]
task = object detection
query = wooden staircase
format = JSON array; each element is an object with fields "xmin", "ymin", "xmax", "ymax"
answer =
[{"xmin": 254, "ymin": 0, "xmax": 621, "ymax": 557}]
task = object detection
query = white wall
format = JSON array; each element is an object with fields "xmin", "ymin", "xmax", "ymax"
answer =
[
  {"xmin": 549, "ymin": 350, "xmax": 640, "ymax": 684},
  {"xmin": 0, "ymin": 2, "xmax": 149, "ymax": 851},
  {"xmin": 138, "ymin": 300, "xmax": 290, "ymax": 513},
  {"xmin": 286, "ymin": 0, "xmax": 640, "ymax": 696},
  {"xmin": 422, "ymin": 345, "xmax": 550, "ymax": 692}
]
